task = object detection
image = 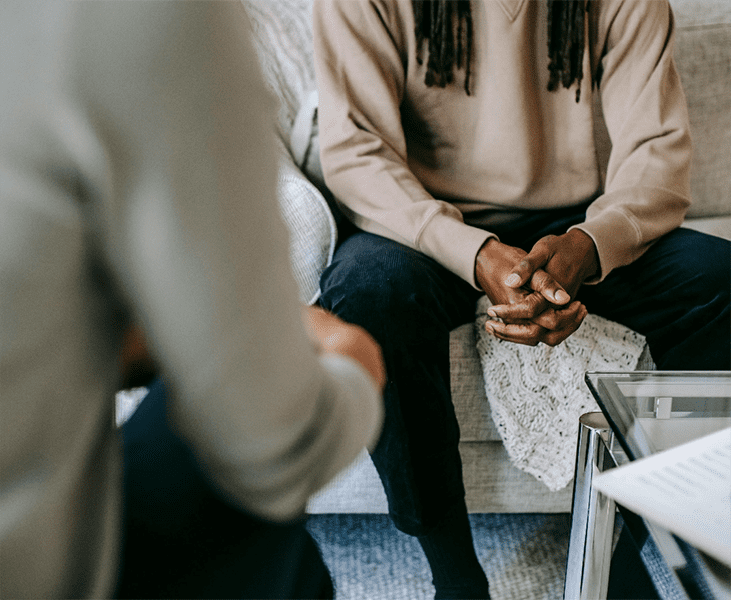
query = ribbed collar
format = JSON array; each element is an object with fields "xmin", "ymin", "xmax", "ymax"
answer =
[{"xmin": 496, "ymin": 0, "xmax": 527, "ymax": 21}]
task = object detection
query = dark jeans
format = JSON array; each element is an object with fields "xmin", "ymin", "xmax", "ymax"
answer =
[
  {"xmin": 319, "ymin": 208, "xmax": 730, "ymax": 536},
  {"xmin": 115, "ymin": 379, "xmax": 334, "ymax": 599}
]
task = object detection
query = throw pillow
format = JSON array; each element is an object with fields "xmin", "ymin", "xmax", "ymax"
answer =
[{"xmin": 240, "ymin": 0, "xmax": 316, "ymax": 140}]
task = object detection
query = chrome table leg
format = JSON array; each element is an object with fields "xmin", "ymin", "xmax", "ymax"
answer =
[{"xmin": 564, "ymin": 412, "xmax": 617, "ymax": 600}]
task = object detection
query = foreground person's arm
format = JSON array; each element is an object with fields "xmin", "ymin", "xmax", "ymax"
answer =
[
  {"xmin": 303, "ymin": 306, "xmax": 386, "ymax": 391},
  {"xmin": 70, "ymin": 1, "xmax": 383, "ymax": 521}
]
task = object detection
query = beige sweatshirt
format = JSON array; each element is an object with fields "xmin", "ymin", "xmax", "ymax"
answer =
[{"xmin": 313, "ymin": 0, "xmax": 692, "ymax": 287}]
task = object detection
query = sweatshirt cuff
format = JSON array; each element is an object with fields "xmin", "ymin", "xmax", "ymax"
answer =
[
  {"xmin": 569, "ymin": 208, "xmax": 641, "ymax": 284},
  {"xmin": 417, "ymin": 212, "xmax": 493, "ymax": 289},
  {"xmin": 253, "ymin": 352, "xmax": 383, "ymax": 522},
  {"xmin": 319, "ymin": 353, "xmax": 384, "ymax": 454}
]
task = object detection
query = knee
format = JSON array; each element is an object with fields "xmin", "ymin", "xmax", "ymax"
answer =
[
  {"xmin": 664, "ymin": 229, "xmax": 729, "ymax": 299},
  {"xmin": 319, "ymin": 236, "xmax": 440, "ymax": 324},
  {"xmin": 688, "ymin": 232, "xmax": 730, "ymax": 303}
]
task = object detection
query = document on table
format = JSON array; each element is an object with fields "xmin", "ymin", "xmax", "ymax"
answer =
[{"xmin": 594, "ymin": 427, "xmax": 731, "ymax": 566}]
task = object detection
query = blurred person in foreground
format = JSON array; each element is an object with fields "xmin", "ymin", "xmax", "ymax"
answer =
[{"xmin": 0, "ymin": 2, "xmax": 384, "ymax": 598}]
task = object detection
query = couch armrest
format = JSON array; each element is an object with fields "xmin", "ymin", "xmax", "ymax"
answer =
[{"xmin": 277, "ymin": 143, "xmax": 337, "ymax": 305}]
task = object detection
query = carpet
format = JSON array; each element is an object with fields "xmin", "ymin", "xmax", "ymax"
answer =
[{"xmin": 306, "ymin": 513, "xmax": 571, "ymax": 600}]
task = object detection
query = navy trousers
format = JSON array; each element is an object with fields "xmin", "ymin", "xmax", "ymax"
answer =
[
  {"xmin": 115, "ymin": 379, "xmax": 334, "ymax": 599},
  {"xmin": 319, "ymin": 209, "xmax": 730, "ymax": 536}
]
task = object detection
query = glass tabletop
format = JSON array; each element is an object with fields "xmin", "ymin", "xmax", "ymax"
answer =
[
  {"xmin": 585, "ymin": 371, "xmax": 731, "ymax": 462},
  {"xmin": 582, "ymin": 372, "xmax": 731, "ymax": 599}
]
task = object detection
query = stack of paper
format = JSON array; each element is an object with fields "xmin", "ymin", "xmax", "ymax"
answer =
[{"xmin": 593, "ymin": 427, "xmax": 731, "ymax": 566}]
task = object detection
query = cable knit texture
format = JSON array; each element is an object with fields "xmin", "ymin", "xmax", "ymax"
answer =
[{"xmin": 475, "ymin": 296, "xmax": 649, "ymax": 491}]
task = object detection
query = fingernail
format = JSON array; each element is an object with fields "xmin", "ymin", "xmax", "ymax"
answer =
[
  {"xmin": 487, "ymin": 309, "xmax": 497, "ymax": 318},
  {"xmin": 554, "ymin": 290, "xmax": 570, "ymax": 303},
  {"xmin": 505, "ymin": 274, "xmax": 521, "ymax": 287}
]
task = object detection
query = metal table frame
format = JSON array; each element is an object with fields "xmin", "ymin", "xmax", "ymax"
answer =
[
  {"xmin": 564, "ymin": 412, "xmax": 618, "ymax": 599},
  {"xmin": 563, "ymin": 411, "xmax": 720, "ymax": 600}
]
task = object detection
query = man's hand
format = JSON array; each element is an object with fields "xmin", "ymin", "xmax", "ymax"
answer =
[
  {"xmin": 120, "ymin": 323, "xmax": 157, "ymax": 388},
  {"xmin": 493, "ymin": 229, "xmax": 598, "ymax": 309},
  {"xmin": 484, "ymin": 230, "xmax": 599, "ymax": 345},
  {"xmin": 302, "ymin": 306, "xmax": 386, "ymax": 391},
  {"xmin": 475, "ymin": 237, "xmax": 586, "ymax": 347}
]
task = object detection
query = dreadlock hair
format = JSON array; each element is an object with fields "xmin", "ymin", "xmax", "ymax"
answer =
[
  {"xmin": 413, "ymin": 0, "xmax": 589, "ymax": 101},
  {"xmin": 547, "ymin": 0, "xmax": 588, "ymax": 102},
  {"xmin": 413, "ymin": 0, "xmax": 473, "ymax": 94}
]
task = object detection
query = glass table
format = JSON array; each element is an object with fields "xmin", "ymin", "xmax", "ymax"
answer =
[{"xmin": 563, "ymin": 371, "xmax": 731, "ymax": 600}]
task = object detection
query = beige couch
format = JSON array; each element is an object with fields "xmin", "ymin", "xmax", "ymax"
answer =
[{"xmin": 240, "ymin": 0, "xmax": 731, "ymax": 514}]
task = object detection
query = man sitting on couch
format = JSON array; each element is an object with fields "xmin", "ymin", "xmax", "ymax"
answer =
[{"xmin": 312, "ymin": 0, "xmax": 731, "ymax": 597}]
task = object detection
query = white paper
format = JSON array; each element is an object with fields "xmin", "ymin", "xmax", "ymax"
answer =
[{"xmin": 594, "ymin": 427, "xmax": 731, "ymax": 566}]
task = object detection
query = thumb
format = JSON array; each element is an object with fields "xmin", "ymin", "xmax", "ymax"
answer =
[{"xmin": 504, "ymin": 250, "xmax": 548, "ymax": 288}]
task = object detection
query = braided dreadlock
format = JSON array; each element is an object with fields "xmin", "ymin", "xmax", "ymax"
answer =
[
  {"xmin": 413, "ymin": 0, "xmax": 589, "ymax": 101},
  {"xmin": 413, "ymin": 0, "xmax": 473, "ymax": 93},
  {"xmin": 547, "ymin": 0, "xmax": 588, "ymax": 102}
]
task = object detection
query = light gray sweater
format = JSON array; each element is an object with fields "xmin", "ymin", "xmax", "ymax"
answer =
[{"xmin": 0, "ymin": 2, "xmax": 381, "ymax": 597}]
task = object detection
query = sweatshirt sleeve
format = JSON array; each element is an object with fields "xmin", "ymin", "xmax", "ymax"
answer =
[
  {"xmin": 68, "ymin": 1, "xmax": 382, "ymax": 521},
  {"xmin": 312, "ymin": 0, "xmax": 491, "ymax": 287},
  {"xmin": 571, "ymin": 0, "xmax": 692, "ymax": 282}
]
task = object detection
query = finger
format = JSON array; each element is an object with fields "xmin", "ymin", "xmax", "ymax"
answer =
[
  {"xmin": 540, "ymin": 305, "xmax": 589, "ymax": 347},
  {"xmin": 504, "ymin": 239, "xmax": 555, "ymax": 288},
  {"xmin": 504, "ymin": 253, "xmax": 548, "ymax": 289},
  {"xmin": 485, "ymin": 320, "xmax": 543, "ymax": 347},
  {"xmin": 486, "ymin": 293, "xmax": 549, "ymax": 322},
  {"xmin": 528, "ymin": 269, "xmax": 571, "ymax": 305},
  {"xmin": 531, "ymin": 301, "xmax": 583, "ymax": 331},
  {"xmin": 486, "ymin": 304, "xmax": 588, "ymax": 347}
]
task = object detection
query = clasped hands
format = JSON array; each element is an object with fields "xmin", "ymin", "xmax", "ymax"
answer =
[{"xmin": 474, "ymin": 229, "xmax": 599, "ymax": 347}]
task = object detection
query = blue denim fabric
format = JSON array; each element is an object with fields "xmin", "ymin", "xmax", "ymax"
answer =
[
  {"xmin": 320, "ymin": 210, "xmax": 730, "ymax": 535},
  {"xmin": 320, "ymin": 232, "xmax": 482, "ymax": 535},
  {"xmin": 116, "ymin": 379, "xmax": 334, "ymax": 599},
  {"xmin": 579, "ymin": 227, "xmax": 730, "ymax": 371}
]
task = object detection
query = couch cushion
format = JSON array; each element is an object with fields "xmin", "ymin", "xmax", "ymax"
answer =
[
  {"xmin": 242, "ymin": 0, "xmax": 338, "ymax": 304},
  {"xmin": 674, "ymin": 3, "xmax": 731, "ymax": 219},
  {"xmin": 669, "ymin": 0, "xmax": 731, "ymax": 28},
  {"xmin": 450, "ymin": 324, "xmax": 502, "ymax": 443},
  {"xmin": 594, "ymin": 0, "xmax": 731, "ymax": 221},
  {"xmin": 240, "ymin": 0, "xmax": 315, "ymax": 140},
  {"xmin": 684, "ymin": 216, "xmax": 731, "ymax": 240}
]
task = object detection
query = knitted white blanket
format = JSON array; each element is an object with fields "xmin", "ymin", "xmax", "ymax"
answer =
[{"xmin": 475, "ymin": 295, "xmax": 649, "ymax": 491}]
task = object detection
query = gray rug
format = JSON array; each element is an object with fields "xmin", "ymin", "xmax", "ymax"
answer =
[{"xmin": 306, "ymin": 513, "xmax": 570, "ymax": 600}]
